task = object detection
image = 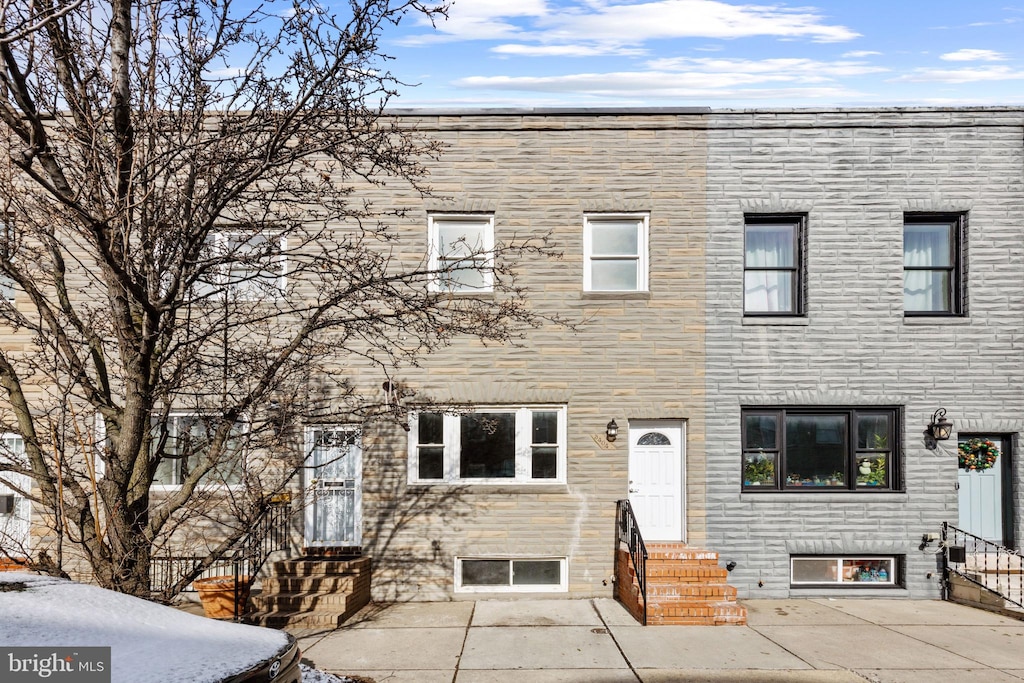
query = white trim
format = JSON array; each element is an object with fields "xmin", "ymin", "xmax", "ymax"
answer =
[
  {"xmin": 790, "ymin": 556, "xmax": 897, "ymax": 586},
  {"xmin": 427, "ymin": 214, "xmax": 495, "ymax": 293},
  {"xmin": 0, "ymin": 434, "xmax": 31, "ymax": 554},
  {"xmin": 583, "ymin": 213, "xmax": 649, "ymax": 292},
  {"xmin": 407, "ymin": 406, "xmax": 567, "ymax": 485},
  {"xmin": 454, "ymin": 556, "xmax": 568, "ymax": 593}
]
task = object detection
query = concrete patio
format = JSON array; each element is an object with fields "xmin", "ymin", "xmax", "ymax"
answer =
[{"xmin": 293, "ymin": 597, "xmax": 1024, "ymax": 682}]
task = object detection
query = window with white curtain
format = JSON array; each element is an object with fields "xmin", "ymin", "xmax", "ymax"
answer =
[
  {"xmin": 428, "ymin": 214, "xmax": 494, "ymax": 293},
  {"xmin": 904, "ymin": 214, "xmax": 964, "ymax": 315},
  {"xmin": 743, "ymin": 215, "xmax": 804, "ymax": 315}
]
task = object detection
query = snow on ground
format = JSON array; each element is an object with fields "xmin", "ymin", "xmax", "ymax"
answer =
[
  {"xmin": 0, "ymin": 572, "xmax": 290, "ymax": 683},
  {"xmin": 299, "ymin": 664, "xmax": 356, "ymax": 683}
]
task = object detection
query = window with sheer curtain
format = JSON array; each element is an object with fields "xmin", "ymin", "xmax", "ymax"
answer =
[
  {"xmin": 743, "ymin": 215, "xmax": 804, "ymax": 315},
  {"xmin": 904, "ymin": 214, "xmax": 964, "ymax": 315}
]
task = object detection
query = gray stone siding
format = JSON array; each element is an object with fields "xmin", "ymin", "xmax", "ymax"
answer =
[
  {"xmin": 704, "ymin": 110, "xmax": 1024, "ymax": 598},
  {"xmin": 355, "ymin": 114, "xmax": 710, "ymax": 600}
]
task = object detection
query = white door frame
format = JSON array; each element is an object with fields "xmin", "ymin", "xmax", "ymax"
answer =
[
  {"xmin": 627, "ymin": 419, "xmax": 686, "ymax": 542},
  {"xmin": 304, "ymin": 426, "xmax": 362, "ymax": 547}
]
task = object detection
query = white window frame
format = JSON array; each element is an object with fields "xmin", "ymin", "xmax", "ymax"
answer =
[
  {"xmin": 583, "ymin": 213, "xmax": 649, "ymax": 292},
  {"xmin": 428, "ymin": 214, "xmax": 495, "ymax": 293},
  {"xmin": 0, "ymin": 219, "xmax": 16, "ymax": 302},
  {"xmin": 454, "ymin": 557, "xmax": 568, "ymax": 593},
  {"xmin": 790, "ymin": 556, "xmax": 898, "ymax": 586},
  {"xmin": 150, "ymin": 414, "xmax": 247, "ymax": 490},
  {"xmin": 195, "ymin": 231, "xmax": 287, "ymax": 301},
  {"xmin": 0, "ymin": 434, "xmax": 31, "ymax": 554},
  {"xmin": 407, "ymin": 406, "xmax": 567, "ymax": 485}
]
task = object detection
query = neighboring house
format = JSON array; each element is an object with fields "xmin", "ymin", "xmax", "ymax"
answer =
[{"xmin": 4, "ymin": 107, "xmax": 1024, "ymax": 610}]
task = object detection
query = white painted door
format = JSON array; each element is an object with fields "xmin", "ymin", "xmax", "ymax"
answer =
[
  {"xmin": 958, "ymin": 435, "xmax": 1005, "ymax": 544},
  {"xmin": 628, "ymin": 420, "xmax": 685, "ymax": 542},
  {"xmin": 0, "ymin": 436, "xmax": 31, "ymax": 556},
  {"xmin": 305, "ymin": 427, "xmax": 362, "ymax": 547}
]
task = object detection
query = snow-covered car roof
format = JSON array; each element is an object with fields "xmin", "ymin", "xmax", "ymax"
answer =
[{"xmin": 0, "ymin": 572, "xmax": 293, "ymax": 683}]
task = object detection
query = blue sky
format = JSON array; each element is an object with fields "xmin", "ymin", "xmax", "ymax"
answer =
[{"xmin": 381, "ymin": 0, "xmax": 1024, "ymax": 108}]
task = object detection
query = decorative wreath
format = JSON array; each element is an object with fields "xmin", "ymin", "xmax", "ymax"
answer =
[{"xmin": 958, "ymin": 438, "xmax": 1000, "ymax": 471}]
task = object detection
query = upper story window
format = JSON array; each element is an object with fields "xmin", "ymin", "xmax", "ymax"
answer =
[
  {"xmin": 744, "ymin": 214, "xmax": 804, "ymax": 315},
  {"xmin": 152, "ymin": 415, "xmax": 244, "ymax": 487},
  {"xmin": 408, "ymin": 406, "xmax": 566, "ymax": 484},
  {"xmin": 583, "ymin": 214, "xmax": 648, "ymax": 292},
  {"xmin": 428, "ymin": 215, "xmax": 494, "ymax": 293},
  {"xmin": 741, "ymin": 407, "xmax": 900, "ymax": 492},
  {"xmin": 195, "ymin": 232, "xmax": 286, "ymax": 301},
  {"xmin": 904, "ymin": 213, "xmax": 965, "ymax": 316},
  {"xmin": 0, "ymin": 219, "xmax": 17, "ymax": 302}
]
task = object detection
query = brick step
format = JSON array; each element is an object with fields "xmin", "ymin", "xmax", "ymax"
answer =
[
  {"xmin": 645, "ymin": 582, "xmax": 738, "ymax": 600},
  {"xmin": 270, "ymin": 556, "xmax": 370, "ymax": 576},
  {"xmin": 253, "ymin": 590, "xmax": 367, "ymax": 612},
  {"xmin": 646, "ymin": 600, "xmax": 748, "ymax": 626},
  {"xmin": 248, "ymin": 605, "xmax": 365, "ymax": 630},
  {"xmin": 645, "ymin": 545, "xmax": 721, "ymax": 563},
  {"xmin": 646, "ymin": 566, "xmax": 730, "ymax": 582},
  {"xmin": 261, "ymin": 574, "xmax": 363, "ymax": 593}
]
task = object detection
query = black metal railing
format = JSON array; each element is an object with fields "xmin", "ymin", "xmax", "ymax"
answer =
[
  {"xmin": 151, "ymin": 497, "xmax": 294, "ymax": 619},
  {"xmin": 942, "ymin": 522, "xmax": 1024, "ymax": 610},
  {"xmin": 616, "ymin": 499, "xmax": 648, "ymax": 625}
]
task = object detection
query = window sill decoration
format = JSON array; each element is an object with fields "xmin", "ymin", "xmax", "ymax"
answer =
[{"xmin": 958, "ymin": 438, "xmax": 1000, "ymax": 471}]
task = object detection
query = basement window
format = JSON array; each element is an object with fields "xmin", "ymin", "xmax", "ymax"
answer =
[
  {"xmin": 455, "ymin": 557, "xmax": 567, "ymax": 593},
  {"xmin": 790, "ymin": 556, "xmax": 899, "ymax": 587}
]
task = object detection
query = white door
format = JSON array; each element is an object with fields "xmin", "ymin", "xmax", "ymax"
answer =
[
  {"xmin": 0, "ymin": 435, "xmax": 31, "ymax": 556},
  {"xmin": 958, "ymin": 435, "xmax": 1006, "ymax": 545},
  {"xmin": 305, "ymin": 427, "xmax": 362, "ymax": 547},
  {"xmin": 628, "ymin": 420, "xmax": 685, "ymax": 542}
]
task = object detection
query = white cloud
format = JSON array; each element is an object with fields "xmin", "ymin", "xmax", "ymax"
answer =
[
  {"xmin": 842, "ymin": 50, "xmax": 882, "ymax": 58},
  {"xmin": 940, "ymin": 49, "xmax": 1007, "ymax": 61},
  {"xmin": 397, "ymin": 0, "xmax": 550, "ymax": 45},
  {"xmin": 401, "ymin": 0, "xmax": 859, "ymax": 48},
  {"xmin": 647, "ymin": 57, "xmax": 888, "ymax": 80},
  {"xmin": 492, "ymin": 43, "xmax": 647, "ymax": 57},
  {"xmin": 892, "ymin": 65, "xmax": 1024, "ymax": 83},
  {"xmin": 453, "ymin": 71, "xmax": 861, "ymax": 100}
]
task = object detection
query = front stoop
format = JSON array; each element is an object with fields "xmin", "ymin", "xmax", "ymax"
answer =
[
  {"xmin": 616, "ymin": 543, "xmax": 747, "ymax": 626},
  {"xmin": 248, "ymin": 556, "xmax": 371, "ymax": 629},
  {"xmin": 948, "ymin": 553, "xmax": 1024, "ymax": 618}
]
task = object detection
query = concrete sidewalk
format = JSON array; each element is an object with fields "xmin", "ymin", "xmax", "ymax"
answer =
[{"xmin": 295, "ymin": 598, "xmax": 1024, "ymax": 682}]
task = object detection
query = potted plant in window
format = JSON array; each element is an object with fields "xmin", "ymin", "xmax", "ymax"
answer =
[{"xmin": 743, "ymin": 456, "xmax": 775, "ymax": 486}]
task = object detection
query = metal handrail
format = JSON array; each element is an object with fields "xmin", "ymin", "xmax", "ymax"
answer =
[
  {"xmin": 151, "ymin": 497, "xmax": 293, "ymax": 619},
  {"xmin": 942, "ymin": 522, "xmax": 1024, "ymax": 610},
  {"xmin": 616, "ymin": 499, "xmax": 648, "ymax": 625}
]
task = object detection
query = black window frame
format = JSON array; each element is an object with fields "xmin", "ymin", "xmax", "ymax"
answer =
[
  {"xmin": 903, "ymin": 212, "xmax": 966, "ymax": 317},
  {"xmin": 743, "ymin": 213, "xmax": 806, "ymax": 317},
  {"xmin": 741, "ymin": 407, "xmax": 902, "ymax": 493}
]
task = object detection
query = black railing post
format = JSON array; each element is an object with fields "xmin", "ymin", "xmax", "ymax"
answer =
[
  {"xmin": 615, "ymin": 499, "xmax": 648, "ymax": 625},
  {"xmin": 940, "ymin": 521, "xmax": 949, "ymax": 601}
]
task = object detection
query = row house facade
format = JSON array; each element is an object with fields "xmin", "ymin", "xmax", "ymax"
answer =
[{"xmin": 3, "ymin": 107, "xmax": 1023, "ymax": 613}]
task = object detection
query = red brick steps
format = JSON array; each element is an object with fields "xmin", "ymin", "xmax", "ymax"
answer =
[{"xmin": 616, "ymin": 542, "xmax": 746, "ymax": 626}]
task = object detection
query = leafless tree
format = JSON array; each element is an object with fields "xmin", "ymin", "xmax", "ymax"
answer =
[{"xmin": 0, "ymin": 0, "xmax": 559, "ymax": 597}]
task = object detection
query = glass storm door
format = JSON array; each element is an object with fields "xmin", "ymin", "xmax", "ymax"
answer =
[
  {"xmin": 958, "ymin": 435, "xmax": 1009, "ymax": 545},
  {"xmin": 305, "ymin": 427, "xmax": 361, "ymax": 547},
  {"xmin": 628, "ymin": 420, "xmax": 685, "ymax": 542}
]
